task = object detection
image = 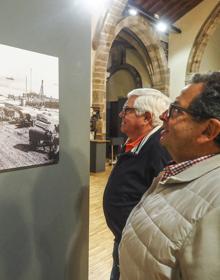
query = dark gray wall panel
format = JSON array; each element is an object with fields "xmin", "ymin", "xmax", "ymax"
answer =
[{"xmin": 0, "ymin": 0, "xmax": 90, "ymax": 279}]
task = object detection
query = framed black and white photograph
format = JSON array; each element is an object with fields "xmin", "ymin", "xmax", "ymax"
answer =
[{"xmin": 0, "ymin": 43, "xmax": 59, "ymax": 172}]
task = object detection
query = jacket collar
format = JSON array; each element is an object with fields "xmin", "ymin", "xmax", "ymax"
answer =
[
  {"xmin": 160, "ymin": 154, "xmax": 220, "ymax": 185},
  {"xmin": 131, "ymin": 125, "xmax": 161, "ymax": 154}
]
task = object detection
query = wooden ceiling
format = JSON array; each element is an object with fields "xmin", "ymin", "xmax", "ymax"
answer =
[{"xmin": 128, "ymin": 0, "xmax": 204, "ymax": 23}]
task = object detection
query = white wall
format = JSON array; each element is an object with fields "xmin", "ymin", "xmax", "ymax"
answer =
[
  {"xmin": 106, "ymin": 48, "xmax": 152, "ymax": 102},
  {"xmin": 200, "ymin": 25, "xmax": 220, "ymax": 72},
  {"xmin": 168, "ymin": 0, "xmax": 219, "ymax": 100},
  {"xmin": 107, "ymin": 70, "xmax": 136, "ymax": 101},
  {"xmin": 126, "ymin": 49, "xmax": 152, "ymax": 87},
  {"xmin": 0, "ymin": 1, "xmax": 91, "ymax": 279}
]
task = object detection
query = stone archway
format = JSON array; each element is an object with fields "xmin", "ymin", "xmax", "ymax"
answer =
[
  {"xmin": 115, "ymin": 16, "xmax": 169, "ymax": 94},
  {"xmin": 92, "ymin": 0, "xmax": 127, "ymax": 139},
  {"xmin": 186, "ymin": 2, "xmax": 220, "ymax": 82},
  {"xmin": 92, "ymin": 1, "xmax": 169, "ymax": 139}
]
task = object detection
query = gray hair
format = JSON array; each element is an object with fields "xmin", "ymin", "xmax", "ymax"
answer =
[{"xmin": 127, "ymin": 88, "xmax": 171, "ymax": 127}]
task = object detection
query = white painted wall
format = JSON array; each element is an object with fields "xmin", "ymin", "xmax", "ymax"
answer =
[
  {"xmin": 107, "ymin": 70, "xmax": 136, "ymax": 101},
  {"xmin": 168, "ymin": 0, "xmax": 219, "ymax": 100},
  {"xmin": 200, "ymin": 25, "xmax": 220, "ymax": 72},
  {"xmin": 126, "ymin": 49, "xmax": 152, "ymax": 87}
]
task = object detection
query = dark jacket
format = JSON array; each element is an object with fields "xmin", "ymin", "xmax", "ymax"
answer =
[{"xmin": 103, "ymin": 127, "xmax": 171, "ymax": 242}]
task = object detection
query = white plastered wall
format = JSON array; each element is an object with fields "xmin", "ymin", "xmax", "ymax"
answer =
[
  {"xmin": 200, "ymin": 25, "xmax": 220, "ymax": 72},
  {"xmin": 126, "ymin": 49, "xmax": 152, "ymax": 87},
  {"xmin": 168, "ymin": 0, "xmax": 219, "ymax": 100}
]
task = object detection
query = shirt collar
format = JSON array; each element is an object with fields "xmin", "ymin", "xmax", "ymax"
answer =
[
  {"xmin": 125, "ymin": 134, "xmax": 145, "ymax": 152},
  {"xmin": 160, "ymin": 154, "xmax": 215, "ymax": 182},
  {"xmin": 125, "ymin": 126, "xmax": 161, "ymax": 154}
]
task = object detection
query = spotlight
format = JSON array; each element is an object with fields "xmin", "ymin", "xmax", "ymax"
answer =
[
  {"xmin": 156, "ymin": 21, "xmax": 168, "ymax": 33},
  {"xmin": 128, "ymin": 8, "xmax": 138, "ymax": 16}
]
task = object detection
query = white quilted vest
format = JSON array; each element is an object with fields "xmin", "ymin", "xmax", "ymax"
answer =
[{"xmin": 119, "ymin": 155, "xmax": 220, "ymax": 280}]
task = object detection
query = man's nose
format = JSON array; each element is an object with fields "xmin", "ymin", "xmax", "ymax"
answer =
[
  {"xmin": 119, "ymin": 111, "xmax": 124, "ymax": 118},
  {"xmin": 159, "ymin": 110, "xmax": 168, "ymax": 122}
]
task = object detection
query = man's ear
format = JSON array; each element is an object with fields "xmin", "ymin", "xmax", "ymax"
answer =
[
  {"xmin": 199, "ymin": 119, "xmax": 220, "ymax": 143},
  {"xmin": 143, "ymin": 112, "xmax": 152, "ymax": 123}
]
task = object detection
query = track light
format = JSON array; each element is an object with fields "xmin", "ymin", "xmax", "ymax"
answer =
[
  {"xmin": 156, "ymin": 21, "xmax": 168, "ymax": 33},
  {"xmin": 126, "ymin": 4, "xmax": 181, "ymax": 34},
  {"xmin": 128, "ymin": 8, "xmax": 138, "ymax": 16}
]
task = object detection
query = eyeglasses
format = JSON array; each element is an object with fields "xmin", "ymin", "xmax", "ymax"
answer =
[
  {"xmin": 120, "ymin": 106, "xmax": 137, "ymax": 115},
  {"xmin": 165, "ymin": 103, "xmax": 194, "ymax": 119},
  {"xmin": 161, "ymin": 102, "xmax": 220, "ymax": 122}
]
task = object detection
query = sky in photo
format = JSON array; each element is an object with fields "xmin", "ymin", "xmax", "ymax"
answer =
[{"xmin": 0, "ymin": 44, "xmax": 59, "ymax": 99}]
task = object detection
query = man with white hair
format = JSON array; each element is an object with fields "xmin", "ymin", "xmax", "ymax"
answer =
[{"xmin": 103, "ymin": 88, "xmax": 171, "ymax": 280}]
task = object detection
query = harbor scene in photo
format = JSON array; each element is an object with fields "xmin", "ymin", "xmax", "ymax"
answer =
[{"xmin": 0, "ymin": 43, "xmax": 59, "ymax": 172}]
